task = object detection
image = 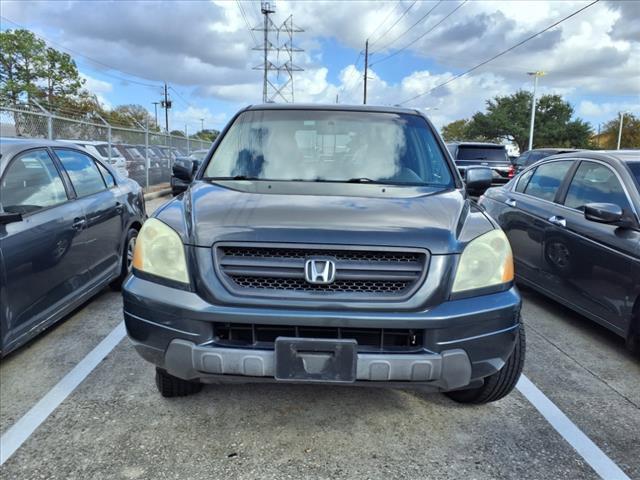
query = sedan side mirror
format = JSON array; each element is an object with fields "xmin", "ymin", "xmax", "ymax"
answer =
[
  {"xmin": 584, "ymin": 203, "xmax": 623, "ymax": 224},
  {"xmin": 464, "ymin": 166, "xmax": 493, "ymax": 196},
  {"xmin": 0, "ymin": 211, "xmax": 23, "ymax": 225},
  {"xmin": 173, "ymin": 158, "xmax": 195, "ymax": 182}
]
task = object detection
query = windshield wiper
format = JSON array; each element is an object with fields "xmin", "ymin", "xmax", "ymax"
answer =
[
  {"xmin": 346, "ymin": 177, "xmax": 375, "ymax": 183},
  {"xmin": 205, "ymin": 175, "xmax": 260, "ymax": 181}
]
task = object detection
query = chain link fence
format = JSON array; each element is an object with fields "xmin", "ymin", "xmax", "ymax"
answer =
[{"xmin": 1, "ymin": 101, "xmax": 211, "ymax": 190}]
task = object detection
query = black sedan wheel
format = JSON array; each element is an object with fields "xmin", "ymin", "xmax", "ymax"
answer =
[{"xmin": 110, "ymin": 228, "xmax": 139, "ymax": 291}]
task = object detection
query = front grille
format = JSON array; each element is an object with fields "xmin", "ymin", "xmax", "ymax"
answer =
[
  {"xmin": 213, "ymin": 323, "xmax": 424, "ymax": 352},
  {"xmin": 214, "ymin": 243, "xmax": 428, "ymax": 300}
]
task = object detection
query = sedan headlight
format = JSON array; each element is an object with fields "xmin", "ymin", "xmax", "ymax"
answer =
[
  {"xmin": 451, "ymin": 229, "xmax": 514, "ymax": 294},
  {"xmin": 132, "ymin": 218, "xmax": 189, "ymax": 284}
]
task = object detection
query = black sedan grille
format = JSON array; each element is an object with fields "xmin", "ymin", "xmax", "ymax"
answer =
[{"xmin": 214, "ymin": 243, "xmax": 428, "ymax": 301}]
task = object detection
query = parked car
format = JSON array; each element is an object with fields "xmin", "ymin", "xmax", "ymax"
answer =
[
  {"xmin": 0, "ymin": 138, "xmax": 146, "ymax": 356},
  {"xmin": 514, "ymin": 148, "xmax": 580, "ymax": 174},
  {"xmin": 124, "ymin": 104, "xmax": 523, "ymax": 403},
  {"xmin": 57, "ymin": 140, "xmax": 129, "ymax": 178},
  {"xmin": 448, "ymin": 142, "xmax": 514, "ymax": 184},
  {"xmin": 479, "ymin": 150, "xmax": 640, "ymax": 353},
  {"xmin": 188, "ymin": 149, "xmax": 210, "ymax": 161},
  {"xmin": 134, "ymin": 145, "xmax": 164, "ymax": 184}
]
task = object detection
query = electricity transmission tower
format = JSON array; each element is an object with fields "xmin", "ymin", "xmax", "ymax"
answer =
[{"xmin": 252, "ymin": 2, "xmax": 304, "ymax": 103}]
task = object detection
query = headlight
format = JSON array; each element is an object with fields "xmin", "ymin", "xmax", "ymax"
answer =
[
  {"xmin": 132, "ymin": 218, "xmax": 189, "ymax": 284},
  {"xmin": 451, "ymin": 229, "xmax": 514, "ymax": 294}
]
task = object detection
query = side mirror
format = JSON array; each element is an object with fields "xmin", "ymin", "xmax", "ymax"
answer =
[
  {"xmin": 584, "ymin": 203, "xmax": 624, "ymax": 224},
  {"xmin": 173, "ymin": 158, "xmax": 195, "ymax": 182},
  {"xmin": 0, "ymin": 211, "xmax": 23, "ymax": 225},
  {"xmin": 464, "ymin": 166, "xmax": 492, "ymax": 196}
]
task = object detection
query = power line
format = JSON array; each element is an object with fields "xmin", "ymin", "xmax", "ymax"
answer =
[
  {"xmin": 236, "ymin": 0, "xmax": 258, "ymax": 46},
  {"xmin": 398, "ymin": 0, "xmax": 601, "ymax": 105},
  {"xmin": 366, "ymin": 0, "xmax": 402, "ymax": 41},
  {"xmin": 0, "ymin": 15, "xmax": 162, "ymax": 89},
  {"xmin": 168, "ymin": 86, "xmax": 193, "ymax": 109},
  {"xmin": 368, "ymin": 1, "xmax": 416, "ymax": 47},
  {"xmin": 371, "ymin": 0, "xmax": 467, "ymax": 66}
]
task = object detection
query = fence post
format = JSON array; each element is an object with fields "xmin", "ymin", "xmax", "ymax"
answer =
[
  {"xmin": 32, "ymin": 99, "xmax": 52, "ymax": 140},
  {"xmin": 95, "ymin": 114, "xmax": 112, "ymax": 164},
  {"xmin": 134, "ymin": 119, "xmax": 150, "ymax": 190}
]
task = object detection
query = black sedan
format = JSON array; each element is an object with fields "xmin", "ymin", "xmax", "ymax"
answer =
[
  {"xmin": 514, "ymin": 148, "xmax": 580, "ymax": 174},
  {"xmin": 0, "ymin": 139, "xmax": 147, "ymax": 356},
  {"xmin": 479, "ymin": 150, "xmax": 640, "ymax": 353}
]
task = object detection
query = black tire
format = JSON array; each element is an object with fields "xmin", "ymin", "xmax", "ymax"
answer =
[
  {"xmin": 109, "ymin": 227, "xmax": 139, "ymax": 291},
  {"xmin": 626, "ymin": 315, "xmax": 640, "ymax": 357},
  {"xmin": 155, "ymin": 368, "xmax": 203, "ymax": 397},
  {"xmin": 446, "ymin": 323, "xmax": 526, "ymax": 404}
]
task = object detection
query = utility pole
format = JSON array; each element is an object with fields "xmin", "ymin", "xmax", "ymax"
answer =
[
  {"xmin": 252, "ymin": 3, "xmax": 304, "ymax": 103},
  {"xmin": 363, "ymin": 40, "xmax": 369, "ymax": 105},
  {"xmin": 161, "ymin": 83, "xmax": 171, "ymax": 133},
  {"xmin": 597, "ymin": 123, "xmax": 601, "ymax": 148},
  {"xmin": 200, "ymin": 118, "xmax": 204, "ymax": 132},
  {"xmin": 152, "ymin": 102, "xmax": 159, "ymax": 127},
  {"xmin": 527, "ymin": 71, "xmax": 545, "ymax": 151},
  {"xmin": 617, "ymin": 112, "xmax": 625, "ymax": 150}
]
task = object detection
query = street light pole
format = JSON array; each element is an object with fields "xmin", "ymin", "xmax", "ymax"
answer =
[
  {"xmin": 527, "ymin": 71, "xmax": 545, "ymax": 151},
  {"xmin": 152, "ymin": 102, "xmax": 159, "ymax": 127},
  {"xmin": 617, "ymin": 112, "xmax": 625, "ymax": 150}
]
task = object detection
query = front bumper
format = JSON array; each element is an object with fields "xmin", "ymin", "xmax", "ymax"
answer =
[{"xmin": 123, "ymin": 276, "xmax": 521, "ymax": 390}]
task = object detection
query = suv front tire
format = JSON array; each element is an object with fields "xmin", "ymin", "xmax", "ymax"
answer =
[{"xmin": 446, "ymin": 323, "xmax": 525, "ymax": 404}]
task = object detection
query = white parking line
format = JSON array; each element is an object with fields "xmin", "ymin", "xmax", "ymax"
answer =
[
  {"xmin": 0, "ymin": 326, "xmax": 632, "ymax": 480},
  {"xmin": 517, "ymin": 374, "xmax": 631, "ymax": 480},
  {"xmin": 0, "ymin": 322, "xmax": 126, "ymax": 465}
]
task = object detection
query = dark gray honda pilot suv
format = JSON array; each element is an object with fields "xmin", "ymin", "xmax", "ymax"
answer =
[{"xmin": 123, "ymin": 104, "xmax": 524, "ymax": 404}]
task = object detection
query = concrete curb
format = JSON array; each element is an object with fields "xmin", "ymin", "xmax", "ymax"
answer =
[{"xmin": 143, "ymin": 188, "xmax": 171, "ymax": 200}]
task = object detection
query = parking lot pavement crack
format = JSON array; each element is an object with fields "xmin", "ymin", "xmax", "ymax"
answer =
[{"xmin": 525, "ymin": 322, "xmax": 640, "ymax": 410}]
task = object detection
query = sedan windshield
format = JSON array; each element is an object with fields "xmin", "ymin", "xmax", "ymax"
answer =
[{"xmin": 204, "ymin": 110, "xmax": 453, "ymax": 186}]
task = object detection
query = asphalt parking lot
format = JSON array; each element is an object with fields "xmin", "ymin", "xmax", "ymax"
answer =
[{"xmin": 1, "ymin": 195, "xmax": 638, "ymax": 480}]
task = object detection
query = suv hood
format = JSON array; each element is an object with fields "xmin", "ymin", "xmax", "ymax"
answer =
[{"xmin": 156, "ymin": 181, "xmax": 494, "ymax": 255}]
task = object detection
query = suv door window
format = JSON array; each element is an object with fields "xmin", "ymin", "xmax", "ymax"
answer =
[
  {"xmin": 564, "ymin": 161, "xmax": 632, "ymax": 212},
  {"xmin": 523, "ymin": 160, "xmax": 573, "ymax": 201},
  {"xmin": 54, "ymin": 149, "xmax": 106, "ymax": 197},
  {"xmin": 1, "ymin": 149, "xmax": 68, "ymax": 214}
]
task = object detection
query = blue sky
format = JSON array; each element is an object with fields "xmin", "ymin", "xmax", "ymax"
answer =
[{"xmin": 2, "ymin": 0, "xmax": 639, "ymax": 139}]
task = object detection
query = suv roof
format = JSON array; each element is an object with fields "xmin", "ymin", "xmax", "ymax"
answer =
[
  {"xmin": 447, "ymin": 142, "xmax": 506, "ymax": 148},
  {"xmin": 244, "ymin": 103, "xmax": 421, "ymax": 116}
]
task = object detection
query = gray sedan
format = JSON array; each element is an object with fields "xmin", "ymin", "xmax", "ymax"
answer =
[{"xmin": 0, "ymin": 138, "xmax": 147, "ymax": 356}]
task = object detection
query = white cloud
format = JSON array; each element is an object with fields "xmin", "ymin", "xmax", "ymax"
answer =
[
  {"xmin": 171, "ymin": 106, "xmax": 227, "ymax": 131},
  {"xmin": 80, "ymin": 73, "xmax": 112, "ymax": 94},
  {"xmin": 2, "ymin": 0, "xmax": 638, "ymax": 126}
]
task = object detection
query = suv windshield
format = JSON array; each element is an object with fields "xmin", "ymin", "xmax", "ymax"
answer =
[
  {"xmin": 204, "ymin": 110, "xmax": 453, "ymax": 186},
  {"xmin": 456, "ymin": 146, "xmax": 508, "ymax": 162}
]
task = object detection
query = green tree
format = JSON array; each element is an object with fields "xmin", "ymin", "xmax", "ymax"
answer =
[
  {"xmin": 40, "ymin": 47, "xmax": 84, "ymax": 104},
  {"xmin": 107, "ymin": 104, "xmax": 156, "ymax": 128},
  {"xmin": 599, "ymin": 113, "xmax": 640, "ymax": 149},
  {"xmin": 170, "ymin": 130, "xmax": 186, "ymax": 137},
  {"xmin": 466, "ymin": 91, "xmax": 593, "ymax": 152},
  {"xmin": 191, "ymin": 129, "xmax": 219, "ymax": 142},
  {"xmin": 0, "ymin": 29, "xmax": 46, "ymax": 103},
  {"xmin": 441, "ymin": 119, "xmax": 471, "ymax": 142}
]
